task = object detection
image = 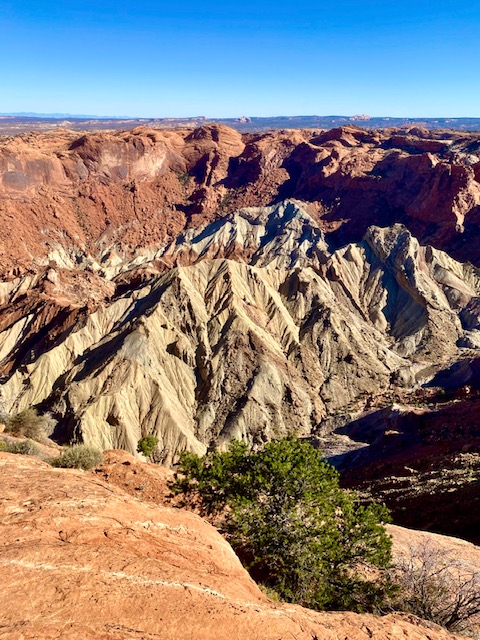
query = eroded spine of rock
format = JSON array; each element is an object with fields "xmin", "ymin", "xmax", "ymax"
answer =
[{"xmin": 1, "ymin": 193, "xmax": 480, "ymax": 461}]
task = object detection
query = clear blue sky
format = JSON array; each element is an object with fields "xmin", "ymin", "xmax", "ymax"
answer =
[{"xmin": 1, "ymin": 0, "xmax": 479, "ymax": 117}]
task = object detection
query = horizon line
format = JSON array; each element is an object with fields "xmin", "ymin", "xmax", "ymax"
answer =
[{"xmin": 1, "ymin": 112, "xmax": 480, "ymax": 121}]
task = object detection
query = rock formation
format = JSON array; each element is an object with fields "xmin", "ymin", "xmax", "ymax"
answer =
[
  {"xmin": 334, "ymin": 390, "xmax": 480, "ymax": 544},
  {"xmin": 2, "ymin": 123, "xmax": 480, "ymax": 637},
  {"xmin": 1, "ymin": 124, "xmax": 480, "ymax": 278},
  {"xmin": 1, "ymin": 206, "xmax": 480, "ymax": 461},
  {"xmin": 0, "ymin": 450, "xmax": 465, "ymax": 639},
  {"xmin": 1, "ymin": 124, "xmax": 480, "ymax": 465}
]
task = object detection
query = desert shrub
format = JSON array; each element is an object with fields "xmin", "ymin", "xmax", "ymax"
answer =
[
  {"xmin": 177, "ymin": 171, "xmax": 191, "ymax": 188},
  {"xmin": 6, "ymin": 408, "xmax": 56, "ymax": 441},
  {"xmin": 40, "ymin": 412, "xmax": 56, "ymax": 438},
  {"xmin": 137, "ymin": 435, "xmax": 159, "ymax": 458},
  {"xmin": 0, "ymin": 439, "xmax": 40, "ymax": 456},
  {"xmin": 259, "ymin": 584, "xmax": 282, "ymax": 602},
  {"xmin": 50, "ymin": 444, "xmax": 103, "ymax": 470},
  {"xmin": 392, "ymin": 540, "xmax": 480, "ymax": 635},
  {"xmin": 171, "ymin": 437, "xmax": 393, "ymax": 612}
]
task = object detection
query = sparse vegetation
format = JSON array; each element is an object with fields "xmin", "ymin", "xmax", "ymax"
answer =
[
  {"xmin": 259, "ymin": 584, "xmax": 282, "ymax": 602},
  {"xmin": 177, "ymin": 171, "xmax": 191, "ymax": 189},
  {"xmin": 5, "ymin": 408, "xmax": 56, "ymax": 441},
  {"xmin": 391, "ymin": 540, "xmax": 480, "ymax": 635},
  {"xmin": 171, "ymin": 437, "xmax": 393, "ymax": 612},
  {"xmin": 49, "ymin": 444, "xmax": 103, "ymax": 470},
  {"xmin": 218, "ymin": 189, "xmax": 235, "ymax": 212},
  {"xmin": 137, "ymin": 435, "xmax": 159, "ymax": 458},
  {"xmin": 0, "ymin": 438, "xmax": 40, "ymax": 456}
]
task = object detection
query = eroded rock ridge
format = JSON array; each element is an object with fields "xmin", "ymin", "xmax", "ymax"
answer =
[{"xmin": 1, "ymin": 193, "xmax": 479, "ymax": 461}]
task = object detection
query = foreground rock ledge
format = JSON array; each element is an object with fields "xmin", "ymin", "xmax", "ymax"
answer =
[{"xmin": 0, "ymin": 453, "xmax": 458, "ymax": 639}]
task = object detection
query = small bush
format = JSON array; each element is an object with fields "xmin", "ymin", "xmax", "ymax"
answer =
[
  {"xmin": 40, "ymin": 412, "xmax": 56, "ymax": 438},
  {"xmin": 259, "ymin": 584, "xmax": 282, "ymax": 602},
  {"xmin": 0, "ymin": 439, "xmax": 40, "ymax": 456},
  {"xmin": 392, "ymin": 540, "xmax": 480, "ymax": 634},
  {"xmin": 6, "ymin": 408, "xmax": 56, "ymax": 441},
  {"xmin": 50, "ymin": 444, "xmax": 103, "ymax": 470},
  {"xmin": 177, "ymin": 171, "xmax": 191, "ymax": 188},
  {"xmin": 137, "ymin": 435, "xmax": 159, "ymax": 458},
  {"xmin": 171, "ymin": 437, "xmax": 393, "ymax": 612}
]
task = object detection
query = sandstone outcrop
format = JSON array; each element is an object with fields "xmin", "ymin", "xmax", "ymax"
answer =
[
  {"xmin": 0, "ymin": 451, "xmax": 464, "ymax": 639},
  {"xmin": 1, "ymin": 125, "xmax": 480, "ymax": 278}
]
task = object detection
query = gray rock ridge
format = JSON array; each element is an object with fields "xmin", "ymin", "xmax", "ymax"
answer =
[
  {"xmin": 1, "ymin": 206, "xmax": 480, "ymax": 461},
  {"xmin": 168, "ymin": 200, "xmax": 331, "ymax": 270}
]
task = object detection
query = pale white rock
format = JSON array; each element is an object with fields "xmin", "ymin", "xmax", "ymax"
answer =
[{"xmin": 1, "ymin": 206, "xmax": 480, "ymax": 461}]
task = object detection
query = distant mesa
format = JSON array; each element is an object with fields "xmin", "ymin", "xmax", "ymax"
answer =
[{"xmin": 2, "ymin": 112, "xmax": 480, "ymax": 134}]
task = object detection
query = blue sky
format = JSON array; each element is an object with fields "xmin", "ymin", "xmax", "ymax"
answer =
[{"xmin": 1, "ymin": 1, "xmax": 479, "ymax": 117}]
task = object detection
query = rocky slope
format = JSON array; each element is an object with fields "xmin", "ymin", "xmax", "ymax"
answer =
[
  {"xmin": 1, "ymin": 124, "xmax": 480, "ymax": 463},
  {"xmin": 0, "ymin": 450, "xmax": 467, "ymax": 639},
  {"xmin": 1, "ymin": 124, "xmax": 480, "ymax": 278},
  {"xmin": 332, "ymin": 389, "xmax": 480, "ymax": 544},
  {"xmin": 1, "ymin": 206, "xmax": 480, "ymax": 461}
]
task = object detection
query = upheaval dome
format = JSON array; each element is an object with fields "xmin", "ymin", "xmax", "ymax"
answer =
[{"xmin": 1, "ymin": 124, "xmax": 480, "ymax": 463}]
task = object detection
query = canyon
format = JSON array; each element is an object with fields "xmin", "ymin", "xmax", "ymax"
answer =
[
  {"xmin": 1, "ymin": 123, "xmax": 480, "ymax": 278},
  {"xmin": 1, "ymin": 124, "xmax": 480, "ymax": 504},
  {"xmin": 1, "ymin": 125, "xmax": 480, "ymax": 466},
  {"xmin": 1, "ymin": 122, "xmax": 480, "ymax": 638}
]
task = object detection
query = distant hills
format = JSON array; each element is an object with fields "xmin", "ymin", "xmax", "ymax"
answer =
[
  {"xmin": 0, "ymin": 111, "xmax": 130, "ymax": 119},
  {"xmin": 0, "ymin": 113, "xmax": 479, "ymax": 134}
]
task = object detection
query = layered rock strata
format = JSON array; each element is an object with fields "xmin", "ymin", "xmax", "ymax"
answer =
[
  {"xmin": 1, "ymin": 124, "xmax": 480, "ymax": 278},
  {"xmin": 1, "ymin": 204, "xmax": 479, "ymax": 461}
]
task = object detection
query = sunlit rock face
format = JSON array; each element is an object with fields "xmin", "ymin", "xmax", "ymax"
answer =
[
  {"xmin": 1, "ymin": 192, "xmax": 479, "ymax": 462},
  {"xmin": 1, "ymin": 124, "xmax": 480, "ymax": 278},
  {"xmin": 2, "ymin": 124, "xmax": 480, "ymax": 460},
  {"xmin": 0, "ymin": 451, "xmax": 467, "ymax": 639}
]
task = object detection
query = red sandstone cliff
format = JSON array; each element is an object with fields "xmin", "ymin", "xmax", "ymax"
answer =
[{"xmin": 1, "ymin": 124, "xmax": 479, "ymax": 277}]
